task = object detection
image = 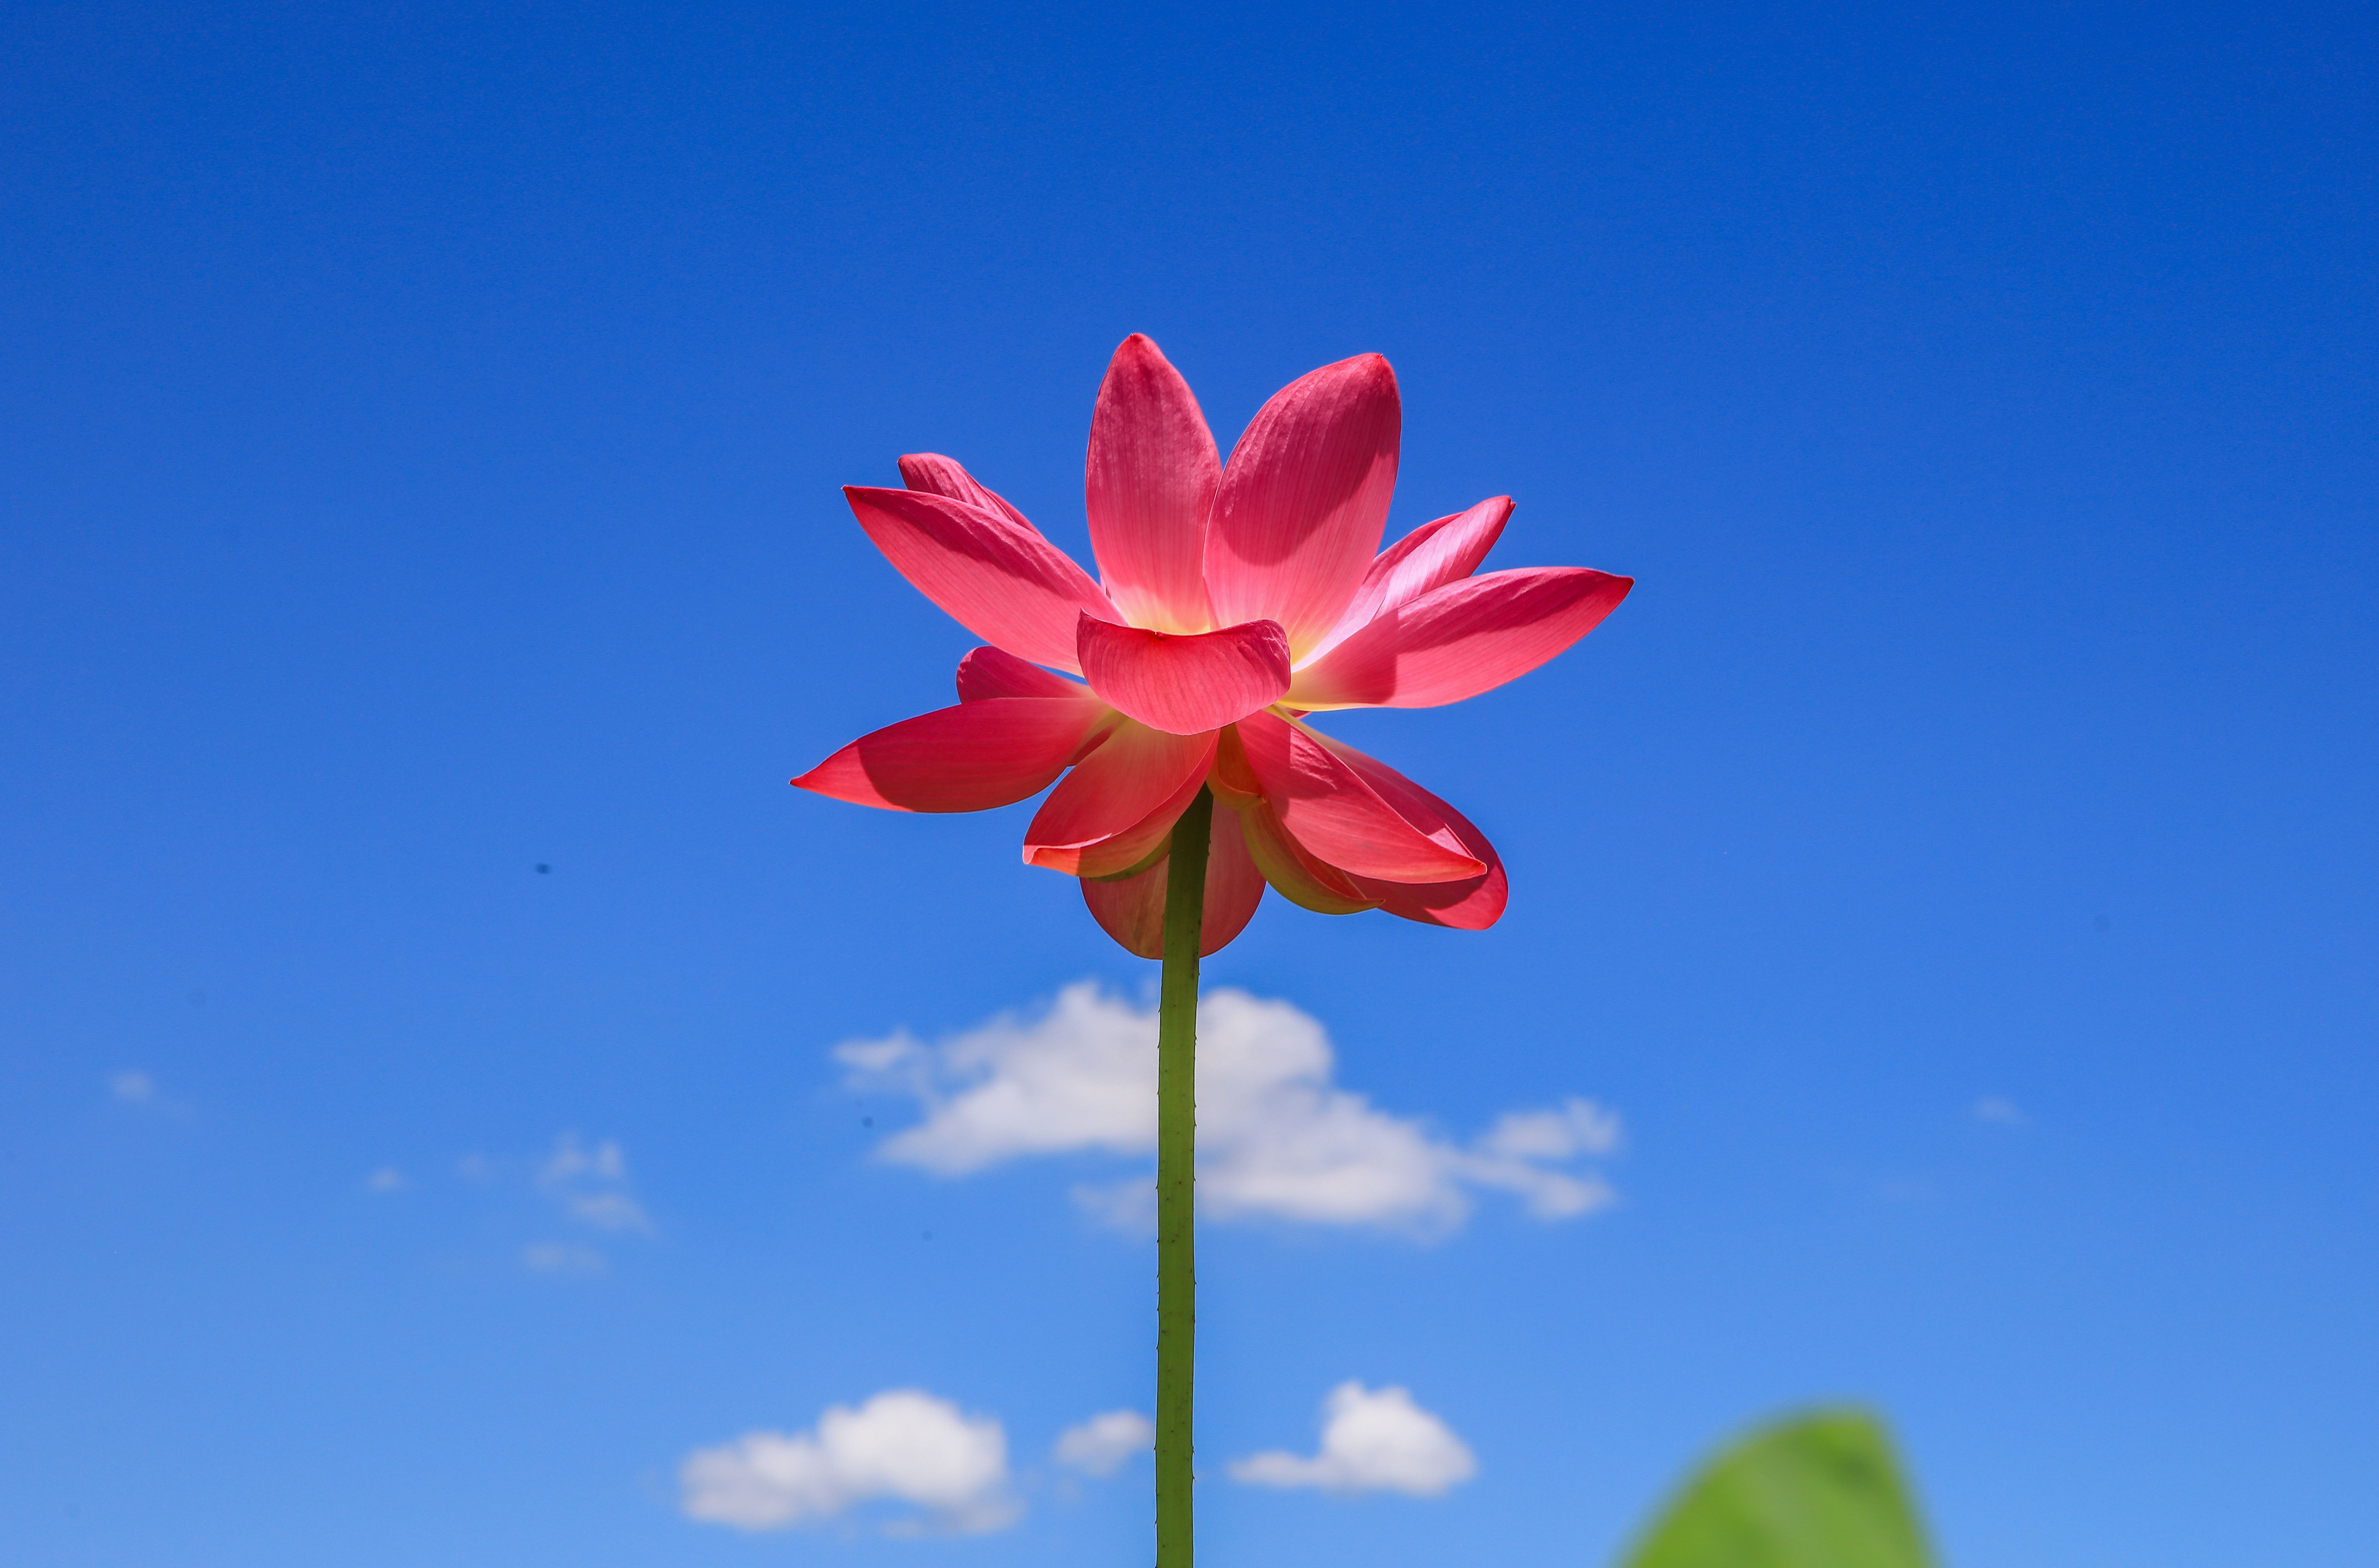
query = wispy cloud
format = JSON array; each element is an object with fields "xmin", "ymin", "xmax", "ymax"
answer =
[
  {"xmin": 522, "ymin": 1240, "xmax": 606, "ymax": 1275},
  {"xmin": 681, "ymin": 1390, "xmax": 1016, "ymax": 1535},
  {"xmin": 365, "ymin": 1166, "xmax": 408, "ymax": 1194},
  {"xmin": 1053, "ymin": 1410, "xmax": 1153, "ymax": 1477},
  {"xmin": 1231, "ymin": 1382, "xmax": 1476, "ymax": 1497},
  {"xmin": 513, "ymin": 1132, "xmax": 657, "ymax": 1274},
  {"xmin": 1973, "ymin": 1095, "xmax": 2027, "ymax": 1127},
  {"xmin": 109, "ymin": 1069, "xmax": 155, "ymax": 1103},
  {"xmin": 538, "ymin": 1133, "xmax": 656, "ymax": 1233},
  {"xmin": 837, "ymin": 984, "xmax": 1620, "ymax": 1234}
]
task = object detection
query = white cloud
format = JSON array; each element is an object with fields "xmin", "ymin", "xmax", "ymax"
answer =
[
  {"xmin": 538, "ymin": 1132, "xmax": 655, "ymax": 1234},
  {"xmin": 836, "ymin": 984, "xmax": 1621, "ymax": 1233},
  {"xmin": 681, "ymin": 1390, "xmax": 1015, "ymax": 1535},
  {"xmin": 366, "ymin": 1166, "xmax": 407, "ymax": 1193},
  {"xmin": 1230, "ymin": 1382, "xmax": 1476, "ymax": 1498},
  {"xmin": 109, "ymin": 1069, "xmax": 155, "ymax": 1103},
  {"xmin": 1053, "ymin": 1410, "xmax": 1153, "ymax": 1477},
  {"xmin": 1974, "ymin": 1095, "xmax": 2027, "ymax": 1127},
  {"xmin": 522, "ymin": 1240, "xmax": 606, "ymax": 1275}
]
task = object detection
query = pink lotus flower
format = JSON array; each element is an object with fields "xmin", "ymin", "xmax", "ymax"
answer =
[{"xmin": 793, "ymin": 335, "xmax": 1632, "ymax": 957}]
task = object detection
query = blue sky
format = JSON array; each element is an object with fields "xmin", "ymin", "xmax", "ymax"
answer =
[{"xmin": 2, "ymin": 1, "xmax": 2372, "ymax": 1563}]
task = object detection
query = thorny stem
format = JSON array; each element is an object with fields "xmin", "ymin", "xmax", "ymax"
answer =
[{"xmin": 1155, "ymin": 787, "xmax": 1212, "ymax": 1568}]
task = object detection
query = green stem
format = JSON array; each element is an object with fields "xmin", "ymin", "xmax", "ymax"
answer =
[{"xmin": 1155, "ymin": 787, "xmax": 1212, "ymax": 1568}]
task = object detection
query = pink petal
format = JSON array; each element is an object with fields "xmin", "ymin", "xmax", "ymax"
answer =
[
  {"xmin": 1205, "ymin": 353, "xmax": 1401, "ymax": 658},
  {"xmin": 1309, "ymin": 731, "xmax": 1508, "ymax": 929},
  {"xmin": 898, "ymin": 452, "xmax": 1034, "ymax": 529},
  {"xmin": 1024, "ymin": 720, "xmax": 1218, "ymax": 877},
  {"xmin": 845, "ymin": 486, "xmax": 1117, "ymax": 673},
  {"xmin": 1286, "ymin": 566, "xmax": 1634, "ymax": 710},
  {"xmin": 791, "ymin": 698, "xmax": 1111, "ymax": 813},
  {"xmin": 1081, "ymin": 802, "xmax": 1266, "ymax": 959},
  {"xmin": 956, "ymin": 645, "xmax": 1094, "ymax": 702},
  {"xmin": 1305, "ymin": 495, "xmax": 1512, "ymax": 659},
  {"xmin": 1236, "ymin": 796, "xmax": 1376, "ymax": 914},
  {"xmin": 1076, "ymin": 613, "xmax": 1291, "ymax": 736},
  {"xmin": 1085, "ymin": 335, "xmax": 1221, "ymax": 634},
  {"xmin": 1232, "ymin": 711, "xmax": 1483, "ymax": 883}
]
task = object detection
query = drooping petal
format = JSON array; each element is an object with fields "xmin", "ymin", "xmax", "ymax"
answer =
[
  {"xmin": 1024, "ymin": 720, "xmax": 1218, "ymax": 877},
  {"xmin": 844, "ymin": 486, "xmax": 1117, "ymax": 673},
  {"xmin": 897, "ymin": 453, "xmax": 1035, "ymax": 530},
  {"xmin": 1236, "ymin": 795, "xmax": 1376, "ymax": 914},
  {"xmin": 1085, "ymin": 335, "xmax": 1221, "ymax": 634},
  {"xmin": 1314, "ymin": 733, "xmax": 1508, "ymax": 929},
  {"xmin": 1081, "ymin": 802, "xmax": 1266, "ymax": 958},
  {"xmin": 956, "ymin": 644, "xmax": 1094, "ymax": 702},
  {"xmin": 1304, "ymin": 495, "xmax": 1512, "ymax": 660},
  {"xmin": 1076, "ymin": 613, "xmax": 1291, "ymax": 736},
  {"xmin": 1286, "ymin": 566, "xmax": 1634, "ymax": 710},
  {"xmin": 1233, "ymin": 711, "xmax": 1483, "ymax": 883},
  {"xmin": 791, "ymin": 698, "xmax": 1111, "ymax": 813},
  {"xmin": 1205, "ymin": 353, "xmax": 1401, "ymax": 657}
]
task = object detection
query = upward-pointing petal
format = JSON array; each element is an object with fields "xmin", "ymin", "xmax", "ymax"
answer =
[
  {"xmin": 1086, "ymin": 335, "xmax": 1221, "ymax": 634},
  {"xmin": 1205, "ymin": 353, "xmax": 1401, "ymax": 658},
  {"xmin": 845, "ymin": 486, "xmax": 1118, "ymax": 673}
]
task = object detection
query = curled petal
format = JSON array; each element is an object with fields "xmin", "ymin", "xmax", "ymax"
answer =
[
  {"xmin": 791, "ymin": 698, "xmax": 1111, "ymax": 813},
  {"xmin": 1205, "ymin": 353, "xmax": 1401, "ymax": 658},
  {"xmin": 1077, "ymin": 614, "xmax": 1291, "ymax": 736},
  {"xmin": 898, "ymin": 452, "xmax": 1034, "ymax": 530},
  {"xmin": 1306, "ymin": 495, "xmax": 1512, "ymax": 659},
  {"xmin": 1024, "ymin": 721, "xmax": 1218, "ymax": 877},
  {"xmin": 845, "ymin": 486, "xmax": 1117, "ymax": 672},
  {"xmin": 1081, "ymin": 801, "xmax": 1266, "ymax": 958},
  {"xmin": 1233, "ymin": 711, "xmax": 1482, "ymax": 883},
  {"xmin": 956, "ymin": 644, "xmax": 1093, "ymax": 702},
  {"xmin": 1086, "ymin": 335, "xmax": 1221, "ymax": 634},
  {"xmin": 1237, "ymin": 795, "xmax": 1376, "ymax": 914},
  {"xmin": 1287, "ymin": 566, "xmax": 1633, "ymax": 710},
  {"xmin": 1304, "ymin": 731, "xmax": 1507, "ymax": 928}
]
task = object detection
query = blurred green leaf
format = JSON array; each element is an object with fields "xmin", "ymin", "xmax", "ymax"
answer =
[{"xmin": 1618, "ymin": 1409, "xmax": 1936, "ymax": 1568}]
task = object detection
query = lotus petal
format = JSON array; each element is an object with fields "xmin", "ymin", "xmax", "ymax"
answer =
[
  {"xmin": 1205, "ymin": 353, "xmax": 1400, "ymax": 657},
  {"xmin": 1085, "ymin": 335, "xmax": 1221, "ymax": 634},
  {"xmin": 1288, "ymin": 566, "xmax": 1633, "ymax": 710},
  {"xmin": 1305, "ymin": 495, "xmax": 1511, "ymax": 659},
  {"xmin": 1236, "ymin": 795, "xmax": 1376, "ymax": 914},
  {"xmin": 955, "ymin": 645, "xmax": 1095, "ymax": 702},
  {"xmin": 844, "ymin": 485, "xmax": 1116, "ymax": 672},
  {"xmin": 1077, "ymin": 613, "xmax": 1291, "ymax": 735},
  {"xmin": 1233, "ymin": 711, "xmax": 1482, "ymax": 883},
  {"xmin": 1024, "ymin": 721, "xmax": 1218, "ymax": 877},
  {"xmin": 791, "ymin": 698, "xmax": 1110, "ymax": 813},
  {"xmin": 1307, "ymin": 731, "xmax": 1508, "ymax": 929},
  {"xmin": 897, "ymin": 452, "xmax": 1035, "ymax": 530},
  {"xmin": 1081, "ymin": 802, "xmax": 1266, "ymax": 958}
]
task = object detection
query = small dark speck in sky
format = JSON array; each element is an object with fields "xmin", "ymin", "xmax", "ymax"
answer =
[
  {"xmin": 535, "ymin": 864, "xmax": 550, "ymax": 874},
  {"xmin": 2094, "ymin": 915, "xmax": 2112, "ymax": 932}
]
